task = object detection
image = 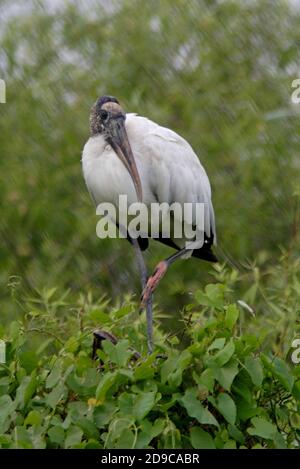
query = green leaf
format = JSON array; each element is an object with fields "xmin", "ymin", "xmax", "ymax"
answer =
[
  {"xmin": 272, "ymin": 357, "xmax": 294, "ymax": 392},
  {"xmin": 247, "ymin": 417, "xmax": 276, "ymax": 439},
  {"xmin": 132, "ymin": 391, "xmax": 156, "ymax": 421},
  {"xmin": 134, "ymin": 355, "xmax": 156, "ymax": 381},
  {"xmin": 36, "ymin": 338, "xmax": 53, "ymax": 356},
  {"xmin": 195, "ymin": 368, "xmax": 215, "ymax": 392},
  {"xmin": 118, "ymin": 392, "xmax": 135, "ymax": 416},
  {"xmin": 0, "ymin": 395, "xmax": 15, "ymax": 422},
  {"xmin": 211, "ymin": 339, "xmax": 235, "ymax": 367},
  {"xmin": 113, "ymin": 304, "xmax": 133, "ymax": 319},
  {"xmin": 157, "ymin": 393, "xmax": 180, "ymax": 413},
  {"xmin": 0, "ymin": 376, "xmax": 9, "ymax": 395},
  {"xmin": 228, "ymin": 424, "xmax": 245, "ymax": 444},
  {"xmin": 223, "ymin": 440, "xmax": 236, "ymax": 449},
  {"xmin": 64, "ymin": 425, "xmax": 83, "ymax": 448},
  {"xmin": 85, "ymin": 439, "xmax": 101, "ymax": 449},
  {"xmin": 292, "ymin": 380, "xmax": 300, "ymax": 401},
  {"xmin": 48, "ymin": 426, "xmax": 65, "ymax": 445},
  {"xmin": 190, "ymin": 427, "xmax": 216, "ymax": 449},
  {"xmin": 214, "ymin": 393, "xmax": 237, "ymax": 425},
  {"xmin": 160, "ymin": 353, "xmax": 178, "ymax": 384},
  {"xmin": 66, "ymin": 372, "xmax": 86, "ymax": 396},
  {"xmin": 262, "ymin": 355, "xmax": 294, "ymax": 391},
  {"xmin": 213, "ymin": 359, "xmax": 239, "ymax": 391},
  {"xmin": 93, "ymin": 401, "xmax": 116, "ymax": 429},
  {"xmin": 95, "ymin": 372, "xmax": 118, "ymax": 402},
  {"xmin": 0, "ymin": 395, "xmax": 15, "ymax": 433},
  {"xmin": 195, "ymin": 284, "xmax": 225, "ymax": 309},
  {"xmin": 46, "ymin": 382, "xmax": 67, "ymax": 409},
  {"xmin": 115, "ymin": 429, "xmax": 136, "ymax": 449},
  {"xmin": 88, "ymin": 309, "xmax": 112, "ymax": 324},
  {"xmin": 46, "ymin": 360, "xmax": 63, "ymax": 389},
  {"xmin": 18, "ymin": 351, "xmax": 39, "ymax": 373},
  {"xmin": 24, "ymin": 411, "xmax": 42, "ymax": 427},
  {"xmin": 0, "ymin": 434, "xmax": 11, "ymax": 447},
  {"xmin": 169, "ymin": 350, "xmax": 192, "ymax": 387},
  {"xmin": 232, "ymin": 371, "xmax": 253, "ymax": 403},
  {"xmin": 15, "ymin": 372, "xmax": 38, "ymax": 409},
  {"xmin": 76, "ymin": 418, "xmax": 100, "ymax": 440},
  {"xmin": 152, "ymin": 418, "xmax": 165, "ymax": 438},
  {"xmin": 160, "ymin": 349, "xmax": 192, "ymax": 387},
  {"xmin": 14, "ymin": 426, "xmax": 32, "ymax": 449},
  {"xmin": 208, "ymin": 338, "xmax": 226, "ymax": 352},
  {"xmin": 273, "ymin": 431, "xmax": 287, "ymax": 449},
  {"xmin": 65, "ymin": 337, "xmax": 79, "ymax": 354},
  {"xmin": 135, "ymin": 420, "xmax": 154, "ymax": 449},
  {"xmin": 236, "ymin": 396, "xmax": 258, "ymax": 421},
  {"xmin": 180, "ymin": 388, "xmax": 219, "ymax": 428},
  {"xmin": 245, "ymin": 357, "xmax": 264, "ymax": 386},
  {"xmin": 102, "ymin": 340, "xmax": 132, "ymax": 367},
  {"xmin": 106, "ymin": 417, "xmax": 135, "ymax": 448},
  {"xmin": 225, "ymin": 304, "xmax": 239, "ymax": 329}
]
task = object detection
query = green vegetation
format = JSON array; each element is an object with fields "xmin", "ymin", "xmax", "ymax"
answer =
[
  {"xmin": 0, "ymin": 265, "xmax": 299, "ymax": 448},
  {"xmin": 0, "ymin": 0, "xmax": 299, "ymax": 448}
]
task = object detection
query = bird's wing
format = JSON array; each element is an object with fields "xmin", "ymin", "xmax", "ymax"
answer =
[{"xmin": 126, "ymin": 114, "xmax": 216, "ymax": 246}]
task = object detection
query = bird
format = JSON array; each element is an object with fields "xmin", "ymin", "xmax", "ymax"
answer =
[{"xmin": 82, "ymin": 95, "xmax": 217, "ymax": 353}]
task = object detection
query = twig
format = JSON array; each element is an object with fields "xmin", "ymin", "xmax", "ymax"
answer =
[{"xmin": 26, "ymin": 327, "xmax": 64, "ymax": 345}]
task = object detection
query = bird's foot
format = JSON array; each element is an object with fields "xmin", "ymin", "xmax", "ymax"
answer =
[{"xmin": 141, "ymin": 260, "xmax": 168, "ymax": 307}]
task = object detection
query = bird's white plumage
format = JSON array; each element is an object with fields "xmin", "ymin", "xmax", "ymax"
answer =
[{"xmin": 82, "ymin": 113, "xmax": 216, "ymax": 250}]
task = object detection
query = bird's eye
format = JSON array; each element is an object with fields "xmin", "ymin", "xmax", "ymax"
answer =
[{"xmin": 99, "ymin": 109, "xmax": 109, "ymax": 121}]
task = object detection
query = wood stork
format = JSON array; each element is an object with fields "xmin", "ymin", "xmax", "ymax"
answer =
[{"xmin": 82, "ymin": 96, "xmax": 217, "ymax": 353}]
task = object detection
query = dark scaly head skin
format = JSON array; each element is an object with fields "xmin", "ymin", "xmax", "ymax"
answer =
[
  {"xmin": 89, "ymin": 95, "xmax": 121, "ymax": 136},
  {"xmin": 89, "ymin": 95, "xmax": 143, "ymax": 202}
]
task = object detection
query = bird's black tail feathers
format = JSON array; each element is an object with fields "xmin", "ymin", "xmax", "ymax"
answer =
[
  {"xmin": 192, "ymin": 245, "xmax": 218, "ymax": 263},
  {"xmin": 123, "ymin": 226, "xmax": 218, "ymax": 263}
]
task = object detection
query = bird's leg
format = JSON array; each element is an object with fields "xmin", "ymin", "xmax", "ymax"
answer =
[
  {"xmin": 131, "ymin": 237, "xmax": 154, "ymax": 354},
  {"xmin": 141, "ymin": 247, "xmax": 190, "ymax": 307}
]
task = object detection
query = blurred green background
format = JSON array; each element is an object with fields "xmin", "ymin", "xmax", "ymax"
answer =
[{"xmin": 0, "ymin": 0, "xmax": 299, "ymax": 334}]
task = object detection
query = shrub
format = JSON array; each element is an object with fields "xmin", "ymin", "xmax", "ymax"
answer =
[{"xmin": 0, "ymin": 273, "xmax": 299, "ymax": 449}]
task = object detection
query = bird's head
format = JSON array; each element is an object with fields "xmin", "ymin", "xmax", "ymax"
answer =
[{"xmin": 89, "ymin": 95, "xmax": 142, "ymax": 202}]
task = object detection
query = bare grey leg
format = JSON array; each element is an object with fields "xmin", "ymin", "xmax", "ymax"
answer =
[{"xmin": 131, "ymin": 237, "xmax": 153, "ymax": 354}]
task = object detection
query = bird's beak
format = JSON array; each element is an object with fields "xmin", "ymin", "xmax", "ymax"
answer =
[{"xmin": 107, "ymin": 117, "xmax": 143, "ymax": 202}]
